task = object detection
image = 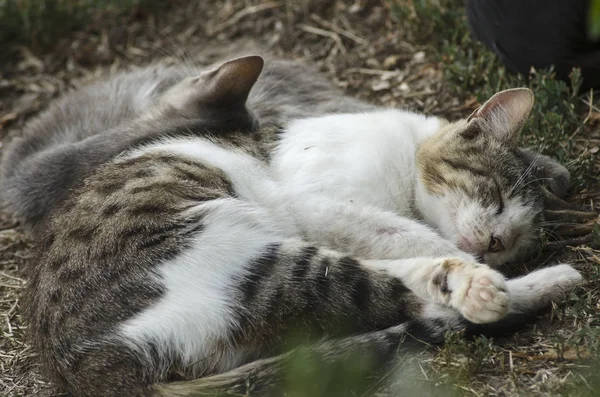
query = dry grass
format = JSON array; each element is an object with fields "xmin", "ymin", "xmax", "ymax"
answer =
[{"xmin": 1, "ymin": 0, "xmax": 599, "ymax": 396}]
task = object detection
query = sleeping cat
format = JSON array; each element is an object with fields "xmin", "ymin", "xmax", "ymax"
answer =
[
  {"xmin": 23, "ymin": 56, "xmax": 582, "ymax": 397},
  {"xmin": 0, "ymin": 54, "xmax": 570, "ymax": 241}
]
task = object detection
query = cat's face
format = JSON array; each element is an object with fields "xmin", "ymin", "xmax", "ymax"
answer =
[{"xmin": 416, "ymin": 89, "xmax": 544, "ymax": 267}]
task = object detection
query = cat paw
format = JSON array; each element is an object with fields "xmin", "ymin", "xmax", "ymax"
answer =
[
  {"xmin": 433, "ymin": 258, "xmax": 509, "ymax": 324},
  {"xmin": 508, "ymin": 263, "xmax": 583, "ymax": 309},
  {"xmin": 538, "ymin": 264, "xmax": 583, "ymax": 289}
]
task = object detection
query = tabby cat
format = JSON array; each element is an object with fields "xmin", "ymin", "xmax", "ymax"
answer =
[{"xmin": 19, "ymin": 56, "xmax": 582, "ymax": 397}]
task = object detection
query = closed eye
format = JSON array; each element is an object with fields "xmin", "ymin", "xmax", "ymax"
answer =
[{"xmin": 493, "ymin": 179, "xmax": 504, "ymax": 214}]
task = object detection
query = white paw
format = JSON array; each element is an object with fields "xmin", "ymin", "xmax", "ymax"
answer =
[
  {"xmin": 435, "ymin": 258, "xmax": 510, "ymax": 324},
  {"xmin": 540, "ymin": 264, "xmax": 583, "ymax": 289},
  {"xmin": 511, "ymin": 264, "xmax": 583, "ymax": 308}
]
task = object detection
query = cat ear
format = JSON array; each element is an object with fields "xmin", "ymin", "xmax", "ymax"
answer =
[
  {"xmin": 465, "ymin": 88, "xmax": 534, "ymax": 144},
  {"xmin": 198, "ymin": 55, "xmax": 264, "ymax": 106},
  {"xmin": 160, "ymin": 55, "xmax": 264, "ymax": 116}
]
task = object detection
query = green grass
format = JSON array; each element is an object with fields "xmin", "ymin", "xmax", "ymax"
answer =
[{"xmin": 0, "ymin": 0, "xmax": 165, "ymax": 46}]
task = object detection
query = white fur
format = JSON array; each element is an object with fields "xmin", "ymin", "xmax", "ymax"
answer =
[
  {"xmin": 271, "ymin": 110, "xmax": 471, "ymax": 260},
  {"xmin": 120, "ymin": 198, "xmax": 286, "ymax": 374},
  {"xmin": 273, "ymin": 110, "xmax": 441, "ymax": 214},
  {"xmin": 505, "ymin": 264, "xmax": 583, "ymax": 313}
]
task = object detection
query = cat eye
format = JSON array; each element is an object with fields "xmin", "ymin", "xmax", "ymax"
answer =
[{"xmin": 488, "ymin": 236, "xmax": 504, "ymax": 252}]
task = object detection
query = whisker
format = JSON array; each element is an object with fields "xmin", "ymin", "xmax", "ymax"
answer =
[{"xmin": 509, "ymin": 153, "xmax": 541, "ymax": 196}]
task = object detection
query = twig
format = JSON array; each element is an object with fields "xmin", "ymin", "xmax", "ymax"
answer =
[
  {"xmin": 208, "ymin": 2, "xmax": 280, "ymax": 35},
  {"xmin": 552, "ymin": 222, "xmax": 597, "ymax": 238},
  {"xmin": 343, "ymin": 67, "xmax": 401, "ymax": 76},
  {"xmin": 543, "ymin": 209, "xmax": 598, "ymax": 223},
  {"xmin": 540, "ymin": 186, "xmax": 580, "ymax": 210},
  {"xmin": 544, "ymin": 235, "xmax": 595, "ymax": 251},
  {"xmin": 0, "ymin": 271, "xmax": 25, "ymax": 283},
  {"xmin": 397, "ymin": 89, "xmax": 437, "ymax": 99},
  {"xmin": 310, "ymin": 14, "xmax": 367, "ymax": 45},
  {"xmin": 299, "ymin": 24, "xmax": 347, "ymax": 54},
  {"xmin": 583, "ymin": 89, "xmax": 594, "ymax": 125},
  {"xmin": 570, "ymin": 89, "xmax": 596, "ymax": 139}
]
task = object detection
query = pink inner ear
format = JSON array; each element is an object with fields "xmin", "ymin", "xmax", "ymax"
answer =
[
  {"xmin": 475, "ymin": 89, "xmax": 534, "ymax": 125},
  {"xmin": 467, "ymin": 88, "xmax": 534, "ymax": 141},
  {"xmin": 467, "ymin": 106, "xmax": 480, "ymax": 123}
]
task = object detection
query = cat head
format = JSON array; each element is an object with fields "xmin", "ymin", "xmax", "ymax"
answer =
[
  {"xmin": 416, "ymin": 88, "xmax": 549, "ymax": 267},
  {"xmin": 159, "ymin": 55, "xmax": 265, "ymax": 132}
]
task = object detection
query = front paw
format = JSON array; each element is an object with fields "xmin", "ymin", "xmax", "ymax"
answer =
[
  {"xmin": 433, "ymin": 258, "xmax": 509, "ymax": 324},
  {"xmin": 511, "ymin": 263, "xmax": 583, "ymax": 308},
  {"xmin": 539, "ymin": 264, "xmax": 583, "ymax": 290}
]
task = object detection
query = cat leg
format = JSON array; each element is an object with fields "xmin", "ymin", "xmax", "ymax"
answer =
[
  {"xmin": 289, "ymin": 197, "xmax": 472, "ymax": 261},
  {"xmin": 423, "ymin": 264, "xmax": 583, "ymax": 324},
  {"xmin": 370, "ymin": 259, "xmax": 582, "ymax": 324},
  {"xmin": 364, "ymin": 257, "xmax": 509, "ymax": 323},
  {"xmin": 503, "ymin": 263, "xmax": 583, "ymax": 313}
]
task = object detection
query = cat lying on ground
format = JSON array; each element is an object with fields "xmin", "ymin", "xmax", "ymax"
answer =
[{"xmin": 11, "ymin": 56, "xmax": 582, "ymax": 397}]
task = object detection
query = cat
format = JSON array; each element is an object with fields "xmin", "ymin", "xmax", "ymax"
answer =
[
  {"xmin": 23, "ymin": 56, "xmax": 582, "ymax": 397},
  {"xmin": 0, "ymin": 54, "xmax": 570, "ymax": 238}
]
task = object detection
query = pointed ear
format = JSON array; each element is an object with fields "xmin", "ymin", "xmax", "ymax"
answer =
[
  {"xmin": 464, "ymin": 88, "xmax": 534, "ymax": 144},
  {"xmin": 197, "ymin": 55, "xmax": 264, "ymax": 106},
  {"xmin": 160, "ymin": 55, "xmax": 264, "ymax": 116}
]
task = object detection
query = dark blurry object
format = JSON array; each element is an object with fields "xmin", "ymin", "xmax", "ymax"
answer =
[{"xmin": 466, "ymin": 0, "xmax": 600, "ymax": 88}]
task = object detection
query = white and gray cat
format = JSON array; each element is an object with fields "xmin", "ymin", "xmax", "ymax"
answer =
[{"xmin": 4, "ymin": 56, "xmax": 582, "ymax": 397}]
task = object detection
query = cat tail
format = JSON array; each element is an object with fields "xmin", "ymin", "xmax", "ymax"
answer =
[
  {"xmin": 152, "ymin": 319, "xmax": 449, "ymax": 397},
  {"xmin": 151, "ymin": 314, "xmax": 540, "ymax": 397}
]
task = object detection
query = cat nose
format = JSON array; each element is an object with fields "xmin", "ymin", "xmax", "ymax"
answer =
[
  {"xmin": 457, "ymin": 236, "xmax": 485, "ymax": 257},
  {"xmin": 457, "ymin": 236, "xmax": 476, "ymax": 252}
]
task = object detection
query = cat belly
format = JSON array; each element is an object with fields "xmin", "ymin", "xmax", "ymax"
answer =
[{"xmin": 118, "ymin": 198, "xmax": 285, "ymax": 374}]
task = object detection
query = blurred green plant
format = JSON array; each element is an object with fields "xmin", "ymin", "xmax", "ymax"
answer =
[
  {"xmin": 390, "ymin": 0, "xmax": 465, "ymax": 45},
  {"xmin": 588, "ymin": 0, "xmax": 600, "ymax": 40}
]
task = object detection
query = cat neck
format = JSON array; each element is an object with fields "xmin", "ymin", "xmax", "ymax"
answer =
[{"xmin": 366, "ymin": 110, "xmax": 446, "ymax": 217}]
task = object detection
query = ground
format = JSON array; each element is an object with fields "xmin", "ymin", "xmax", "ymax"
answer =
[{"xmin": 1, "ymin": 0, "xmax": 599, "ymax": 396}]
